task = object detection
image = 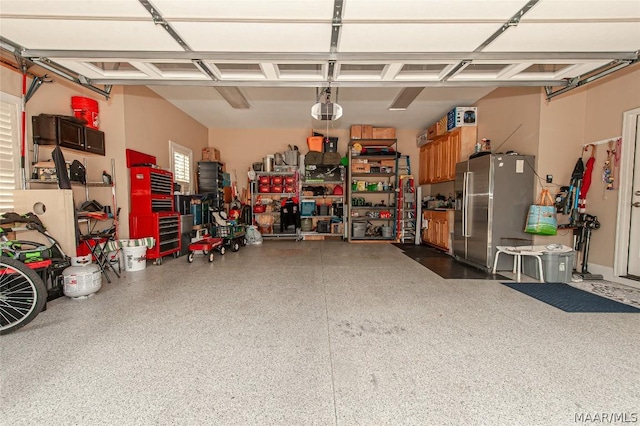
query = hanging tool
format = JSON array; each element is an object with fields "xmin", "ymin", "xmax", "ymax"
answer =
[
  {"xmin": 564, "ymin": 158, "xmax": 584, "ymax": 226},
  {"xmin": 578, "ymin": 144, "xmax": 596, "ymax": 213}
]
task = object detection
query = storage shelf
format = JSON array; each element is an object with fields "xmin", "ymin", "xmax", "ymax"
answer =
[
  {"xmin": 351, "ymin": 190, "xmax": 395, "ymax": 194},
  {"xmin": 254, "ymin": 192, "xmax": 297, "ymax": 196},
  {"xmin": 300, "ymin": 195, "xmax": 344, "ymax": 199},
  {"xmin": 350, "ymin": 236, "xmax": 396, "ymax": 240},
  {"xmin": 301, "ymin": 215, "xmax": 342, "ymax": 219},
  {"xmin": 255, "ymin": 172, "xmax": 296, "ymax": 176},
  {"xmin": 300, "ymin": 232, "xmax": 343, "ymax": 236},
  {"xmin": 29, "ymin": 179, "xmax": 112, "ymax": 187},
  {"xmin": 351, "ymin": 155, "xmax": 396, "ymax": 161},
  {"xmin": 351, "ymin": 217, "xmax": 394, "ymax": 221},
  {"xmin": 348, "ymin": 135, "xmax": 398, "ymax": 242},
  {"xmin": 302, "ymin": 180, "xmax": 343, "ymax": 184},
  {"xmin": 351, "ymin": 173, "xmax": 395, "ymax": 178},
  {"xmin": 349, "ymin": 139, "xmax": 397, "ymax": 147}
]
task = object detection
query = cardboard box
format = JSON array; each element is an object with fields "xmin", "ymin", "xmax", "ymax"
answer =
[
  {"xmin": 427, "ymin": 124, "xmax": 437, "ymax": 139},
  {"xmin": 350, "ymin": 125, "xmax": 362, "ymax": 139},
  {"xmin": 351, "ymin": 163, "xmax": 371, "ymax": 173},
  {"xmin": 380, "ymin": 159, "xmax": 396, "ymax": 167},
  {"xmin": 447, "ymin": 107, "xmax": 477, "ymax": 130},
  {"xmin": 353, "ymin": 158, "xmax": 368, "ymax": 164},
  {"xmin": 362, "ymin": 125, "xmax": 373, "ymax": 139},
  {"xmin": 416, "ymin": 130, "xmax": 429, "ymax": 148},
  {"xmin": 372, "ymin": 127, "xmax": 396, "ymax": 139},
  {"xmin": 436, "ymin": 117, "xmax": 448, "ymax": 135},
  {"xmin": 202, "ymin": 147, "xmax": 220, "ymax": 161}
]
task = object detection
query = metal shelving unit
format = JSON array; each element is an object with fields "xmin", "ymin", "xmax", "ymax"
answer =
[
  {"xmin": 299, "ymin": 165, "xmax": 345, "ymax": 240},
  {"xmin": 250, "ymin": 169, "xmax": 299, "ymax": 239},
  {"xmin": 347, "ymin": 138, "xmax": 398, "ymax": 243}
]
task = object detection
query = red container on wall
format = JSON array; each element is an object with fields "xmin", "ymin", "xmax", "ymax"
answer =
[
  {"xmin": 284, "ymin": 185, "xmax": 296, "ymax": 193},
  {"xmin": 271, "ymin": 176, "xmax": 283, "ymax": 185},
  {"xmin": 71, "ymin": 96, "xmax": 100, "ymax": 129},
  {"xmin": 258, "ymin": 176, "xmax": 270, "ymax": 184},
  {"xmin": 271, "ymin": 185, "xmax": 283, "ymax": 193},
  {"xmin": 258, "ymin": 184, "xmax": 271, "ymax": 193}
]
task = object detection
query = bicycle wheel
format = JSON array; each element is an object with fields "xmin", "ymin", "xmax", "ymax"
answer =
[{"xmin": 0, "ymin": 257, "xmax": 47, "ymax": 335}]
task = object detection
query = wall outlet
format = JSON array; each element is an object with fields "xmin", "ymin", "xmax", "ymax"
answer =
[{"xmin": 546, "ymin": 174, "xmax": 553, "ymax": 183}]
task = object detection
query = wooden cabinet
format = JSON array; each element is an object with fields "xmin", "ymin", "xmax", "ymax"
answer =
[
  {"xmin": 421, "ymin": 210, "xmax": 453, "ymax": 251},
  {"xmin": 418, "ymin": 126, "xmax": 476, "ymax": 184},
  {"xmin": 32, "ymin": 114, "xmax": 106, "ymax": 156},
  {"xmin": 419, "ymin": 145, "xmax": 428, "ymax": 184}
]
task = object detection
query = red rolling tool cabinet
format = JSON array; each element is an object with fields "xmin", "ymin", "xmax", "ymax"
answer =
[{"xmin": 129, "ymin": 166, "xmax": 180, "ymax": 265}]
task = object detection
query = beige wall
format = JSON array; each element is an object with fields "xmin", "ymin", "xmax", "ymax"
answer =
[
  {"xmin": 122, "ymin": 86, "xmax": 208, "ymax": 171},
  {"xmin": 475, "ymin": 87, "xmax": 541, "ymax": 156},
  {"xmin": 121, "ymin": 86, "xmax": 209, "ymax": 236},
  {"xmin": 467, "ymin": 64, "xmax": 640, "ymax": 268},
  {"xmin": 2, "ymin": 65, "xmax": 128, "ymax": 243},
  {"xmin": 1, "ymin": 66, "xmax": 208, "ymax": 241},
  {"xmin": 422, "ymin": 87, "xmax": 540, "ymax": 199},
  {"xmin": 535, "ymin": 86, "xmax": 587, "ymax": 248},
  {"xmin": 553, "ymin": 64, "xmax": 640, "ymax": 266},
  {"xmin": 209, "ymin": 127, "xmax": 421, "ymax": 196}
]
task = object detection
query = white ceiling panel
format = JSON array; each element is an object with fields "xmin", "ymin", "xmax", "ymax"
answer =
[
  {"xmin": 0, "ymin": 0, "xmax": 148, "ymax": 17},
  {"xmin": 173, "ymin": 22, "xmax": 331, "ymax": 52},
  {"xmin": 148, "ymin": 85, "xmax": 496, "ymax": 129},
  {"xmin": 523, "ymin": 0, "xmax": 640, "ymax": 20},
  {"xmin": 343, "ymin": 0, "xmax": 526, "ymax": 20},
  {"xmin": 340, "ymin": 23, "xmax": 500, "ymax": 52},
  {"xmin": 0, "ymin": 18, "xmax": 182, "ymax": 51},
  {"xmin": 155, "ymin": 0, "xmax": 334, "ymax": 20},
  {"xmin": 485, "ymin": 22, "xmax": 640, "ymax": 52}
]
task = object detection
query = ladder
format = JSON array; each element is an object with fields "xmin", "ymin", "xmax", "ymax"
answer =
[
  {"xmin": 396, "ymin": 174, "xmax": 417, "ymax": 243},
  {"xmin": 398, "ymin": 155, "xmax": 411, "ymax": 175}
]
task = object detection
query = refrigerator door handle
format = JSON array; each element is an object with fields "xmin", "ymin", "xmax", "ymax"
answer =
[{"xmin": 462, "ymin": 172, "xmax": 470, "ymax": 237}]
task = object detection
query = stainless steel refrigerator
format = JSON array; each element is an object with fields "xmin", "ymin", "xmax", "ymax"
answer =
[{"xmin": 453, "ymin": 154, "xmax": 535, "ymax": 271}]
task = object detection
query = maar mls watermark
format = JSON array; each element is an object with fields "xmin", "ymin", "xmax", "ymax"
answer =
[{"xmin": 575, "ymin": 412, "xmax": 638, "ymax": 423}]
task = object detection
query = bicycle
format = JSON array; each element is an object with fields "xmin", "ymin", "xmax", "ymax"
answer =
[{"xmin": 0, "ymin": 256, "xmax": 47, "ymax": 335}]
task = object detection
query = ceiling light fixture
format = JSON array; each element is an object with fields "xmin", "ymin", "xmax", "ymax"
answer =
[
  {"xmin": 311, "ymin": 86, "xmax": 342, "ymax": 121},
  {"xmin": 215, "ymin": 86, "xmax": 251, "ymax": 109},
  {"xmin": 389, "ymin": 87, "xmax": 424, "ymax": 111}
]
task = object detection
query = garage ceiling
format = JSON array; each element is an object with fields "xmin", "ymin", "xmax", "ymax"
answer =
[{"xmin": 1, "ymin": 0, "xmax": 639, "ymax": 130}]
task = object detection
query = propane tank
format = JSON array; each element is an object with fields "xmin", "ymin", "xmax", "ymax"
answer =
[{"xmin": 63, "ymin": 259, "xmax": 102, "ymax": 299}]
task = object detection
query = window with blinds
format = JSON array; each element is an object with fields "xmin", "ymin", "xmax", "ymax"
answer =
[
  {"xmin": 0, "ymin": 94, "xmax": 21, "ymax": 213},
  {"xmin": 169, "ymin": 141, "xmax": 192, "ymax": 194}
]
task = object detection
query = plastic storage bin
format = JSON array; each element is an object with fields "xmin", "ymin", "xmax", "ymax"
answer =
[
  {"xmin": 323, "ymin": 137, "xmax": 338, "ymax": 152},
  {"xmin": 352, "ymin": 222, "xmax": 366, "ymax": 238},
  {"xmin": 301, "ymin": 200, "xmax": 316, "ymax": 216},
  {"xmin": 523, "ymin": 250, "xmax": 575, "ymax": 283}
]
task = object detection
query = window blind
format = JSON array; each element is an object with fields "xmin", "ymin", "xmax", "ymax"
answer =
[
  {"xmin": 0, "ymin": 100, "xmax": 19, "ymax": 213},
  {"xmin": 170, "ymin": 141, "xmax": 192, "ymax": 194}
]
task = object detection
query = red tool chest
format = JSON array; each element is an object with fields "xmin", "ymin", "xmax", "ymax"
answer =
[{"xmin": 129, "ymin": 166, "xmax": 181, "ymax": 264}]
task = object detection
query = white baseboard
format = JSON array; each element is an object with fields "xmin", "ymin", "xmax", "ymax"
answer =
[{"xmin": 587, "ymin": 263, "xmax": 640, "ymax": 290}]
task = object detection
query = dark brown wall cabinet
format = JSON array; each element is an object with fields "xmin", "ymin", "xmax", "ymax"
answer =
[{"xmin": 32, "ymin": 114, "xmax": 105, "ymax": 156}]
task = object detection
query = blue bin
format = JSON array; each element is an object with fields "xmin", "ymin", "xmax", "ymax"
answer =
[{"xmin": 301, "ymin": 200, "xmax": 316, "ymax": 216}]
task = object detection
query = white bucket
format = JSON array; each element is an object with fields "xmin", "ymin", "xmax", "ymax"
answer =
[{"xmin": 123, "ymin": 245, "xmax": 147, "ymax": 272}]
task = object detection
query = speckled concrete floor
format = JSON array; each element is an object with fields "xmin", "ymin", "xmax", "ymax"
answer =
[{"xmin": 2, "ymin": 241, "xmax": 639, "ymax": 426}]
